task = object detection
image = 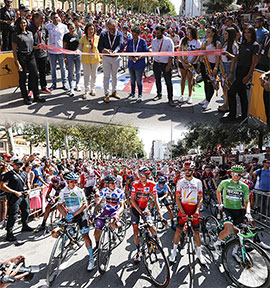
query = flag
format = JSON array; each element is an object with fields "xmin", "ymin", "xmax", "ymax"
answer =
[{"xmin": 193, "ymin": 0, "xmax": 199, "ymax": 10}]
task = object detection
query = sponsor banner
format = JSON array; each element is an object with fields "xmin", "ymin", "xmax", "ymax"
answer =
[
  {"xmin": 210, "ymin": 156, "xmax": 223, "ymax": 164},
  {"xmin": 239, "ymin": 153, "xmax": 265, "ymax": 164}
]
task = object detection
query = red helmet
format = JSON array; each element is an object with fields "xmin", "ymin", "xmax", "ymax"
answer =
[{"xmin": 183, "ymin": 161, "xmax": 195, "ymax": 170}]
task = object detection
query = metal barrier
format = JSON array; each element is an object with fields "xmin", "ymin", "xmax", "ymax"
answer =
[{"xmin": 252, "ymin": 189, "xmax": 270, "ymax": 228}]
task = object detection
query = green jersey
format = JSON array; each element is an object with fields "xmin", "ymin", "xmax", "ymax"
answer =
[{"xmin": 217, "ymin": 179, "xmax": 249, "ymax": 210}]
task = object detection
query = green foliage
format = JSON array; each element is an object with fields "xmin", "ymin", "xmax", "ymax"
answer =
[
  {"xmin": 203, "ymin": 0, "xmax": 234, "ymax": 13},
  {"xmin": 20, "ymin": 123, "xmax": 145, "ymax": 159}
]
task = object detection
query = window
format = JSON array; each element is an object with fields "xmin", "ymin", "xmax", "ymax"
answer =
[{"xmin": 0, "ymin": 142, "xmax": 4, "ymax": 149}]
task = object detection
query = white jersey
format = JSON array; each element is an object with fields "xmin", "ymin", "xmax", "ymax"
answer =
[
  {"xmin": 58, "ymin": 186, "xmax": 86, "ymax": 214},
  {"xmin": 81, "ymin": 170, "xmax": 97, "ymax": 187},
  {"xmin": 176, "ymin": 177, "xmax": 203, "ymax": 205}
]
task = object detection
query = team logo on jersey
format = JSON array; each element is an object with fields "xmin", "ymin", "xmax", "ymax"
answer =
[{"xmin": 69, "ymin": 192, "xmax": 77, "ymax": 197}]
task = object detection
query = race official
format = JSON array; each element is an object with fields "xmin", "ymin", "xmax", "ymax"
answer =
[{"xmin": 0, "ymin": 159, "xmax": 33, "ymax": 242}]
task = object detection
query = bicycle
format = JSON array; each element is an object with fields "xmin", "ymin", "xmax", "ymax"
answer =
[
  {"xmin": 46, "ymin": 220, "xmax": 84, "ymax": 287},
  {"xmin": 137, "ymin": 218, "xmax": 170, "ymax": 288},
  {"xmin": 204, "ymin": 189, "xmax": 218, "ymax": 217},
  {"xmin": 97, "ymin": 215, "xmax": 127, "ymax": 274},
  {"xmin": 202, "ymin": 215, "xmax": 270, "ymax": 288},
  {"xmin": 177, "ymin": 217, "xmax": 205, "ymax": 282}
]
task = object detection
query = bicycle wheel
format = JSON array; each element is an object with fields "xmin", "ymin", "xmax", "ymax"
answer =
[
  {"xmin": 187, "ymin": 233, "xmax": 196, "ymax": 281},
  {"xmin": 222, "ymin": 238, "xmax": 270, "ymax": 288},
  {"xmin": 121, "ymin": 210, "xmax": 131, "ymax": 231},
  {"xmin": 46, "ymin": 236, "xmax": 65, "ymax": 286},
  {"xmin": 97, "ymin": 228, "xmax": 111, "ymax": 274},
  {"xmin": 142, "ymin": 237, "xmax": 170, "ymax": 288},
  {"xmin": 203, "ymin": 215, "xmax": 219, "ymax": 250},
  {"xmin": 209, "ymin": 197, "xmax": 218, "ymax": 217}
]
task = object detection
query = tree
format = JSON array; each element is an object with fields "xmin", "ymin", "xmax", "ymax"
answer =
[
  {"xmin": 203, "ymin": 0, "xmax": 234, "ymax": 14},
  {"xmin": 172, "ymin": 139, "xmax": 188, "ymax": 158}
]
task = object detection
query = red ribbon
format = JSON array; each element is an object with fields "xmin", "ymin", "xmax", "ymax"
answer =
[{"xmin": 38, "ymin": 43, "xmax": 224, "ymax": 57}]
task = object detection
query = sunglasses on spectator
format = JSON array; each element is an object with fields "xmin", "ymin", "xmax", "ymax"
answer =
[{"xmin": 231, "ymin": 172, "xmax": 241, "ymax": 177}]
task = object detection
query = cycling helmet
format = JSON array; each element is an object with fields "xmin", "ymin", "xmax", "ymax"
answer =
[
  {"xmin": 231, "ymin": 165, "xmax": 244, "ymax": 174},
  {"xmin": 63, "ymin": 172, "xmax": 79, "ymax": 181},
  {"xmin": 158, "ymin": 176, "xmax": 167, "ymax": 184},
  {"xmin": 104, "ymin": 175, "xmax": 116, "ymax": 184},
  {"xmin": 138, "ymin": 167, "xmax": 151, "ymax": 177},
  {"xmin": 183, "ymin": 161, "xmax": 195, "ymax": 170},
  {"xmin": 52, "ymin": 176, "xmax": 61, "ymax": 185}
]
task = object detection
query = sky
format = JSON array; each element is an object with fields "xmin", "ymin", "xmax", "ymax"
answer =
[{"xmin": 171, "ymin": 0, "xmax": 181, "ymax": 14}]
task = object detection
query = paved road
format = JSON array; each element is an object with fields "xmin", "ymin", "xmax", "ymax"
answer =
[
  {"xmin": 0, "ymin": 69, "xmax": 226, "ymax": 130},
  {"xmin": 1, "ymin": 207, "xmax": 269, "ymax": 288}
]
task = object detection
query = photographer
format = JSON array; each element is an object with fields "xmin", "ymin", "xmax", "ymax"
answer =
[{"xmin": 0, "ymin": 159, "xmax": 33, "ymax": 242}]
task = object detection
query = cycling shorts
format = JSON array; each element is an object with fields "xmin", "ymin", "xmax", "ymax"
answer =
[
  {"xmin": 177, "ymin": 204, "xmax": 199, "ymax": 230},
  {"xmin": 130, "ymin": 206, "xmax": 152, "ymax": 226},
  {"xmin": 95, "ymin": 209, "xmax": 116, "ymax": 230},
  {"xmin": 73, "ymin": 212, "xmax": 89, "ymax": 234},
  {"xmin": 222, "ymin": 208, "xmax": 245, "ymax": 225},
  {"xmin": 159, "ymin": 197, "xmax": 170, "ymax": 207}
]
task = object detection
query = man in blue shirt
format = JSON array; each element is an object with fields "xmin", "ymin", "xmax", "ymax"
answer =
[
  {"xmin": 254, "ymin": 160, "xmax": 270, "ymax": 192},
  {"xmin": 255, "ymin": 17, "xmax": 269, "ymax": 44},
  {"xmin": 98, "ymin": 18, "xmax": 123, "ymax": 103}
]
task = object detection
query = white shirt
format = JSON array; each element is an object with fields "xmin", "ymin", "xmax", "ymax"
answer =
[
  {"xmin": 47, "ymin": 22, "xmax": 68, "ymax": 54},
  {"xmin": 152, "ymin": 36, "xmax": 174, "ymax": 64},
  {"xmin": 180, "ymin": 39, "xmax": 201, "ymax": 63},
  {"xmin": 221, "ymin": 43, "xmax": 238, "ymax": 63},
  {"xmin": 205, "ymin": 40, "xmax": 221, "ymax": 63}
]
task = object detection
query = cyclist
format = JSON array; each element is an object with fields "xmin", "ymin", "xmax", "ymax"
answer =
[
  {"xmin": 35, "ymin": 176, "xmax": 66, "ymax": 232},
  {"xmin": 112, "ymin": 167, "xmax": 123, "ymax": 189},
  {"xmin": 131, "ymin": 167, "xmax": 164, "ymax": 263},
  {"xmin": 154, "ymin": 176, "xmax": 176, "ymax": 230},
  {"xmin": 169, "ymin": 161, "xmax": 206, "ymax": 265},
  {"xmin": 57, "ymin": 172, "xmax": 95, "ymax": 271},
  {"xmin": 214, "ymin": 165, "xmax": 253, "ymax": 258},
  {"xmin": 124, "ymin": 174, "xmax": 134, "ymax": 206},
  {"xmin": 80, "ymin": 164, "xmax": 100, "ymax": 202},
  {"xmin": 94, "ymin": 175, "xmax": 124, "ymax": 249}
]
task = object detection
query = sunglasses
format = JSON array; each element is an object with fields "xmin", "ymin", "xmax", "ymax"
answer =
[
  {"xmin": 69, "ymin": 180, "xmax": 78, "ymax": 184},
  {"xmin": 184, "ymin": 169, "xmax": 193, "ymax": 172},
  {"xmin": 231, "ymin": 172, "xmax": 241, "ymax": 177},
  {"xmin": 109, "ymin": 181, "xmax": 116, "ymax": 185}
]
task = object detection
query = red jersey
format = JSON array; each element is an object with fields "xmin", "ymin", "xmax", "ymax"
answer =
[{"xmin": 131, "ymin": 180, "xmax": 157, "ymax": 209}]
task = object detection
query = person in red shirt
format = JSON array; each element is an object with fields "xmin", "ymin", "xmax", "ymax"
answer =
[{"xmin": 130, "ymin": 167, "xmax": 163, "ymax": 263}]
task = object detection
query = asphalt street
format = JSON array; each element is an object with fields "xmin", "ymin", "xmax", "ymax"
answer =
[{"xmin": 1, "ymin": 207, "xmax": 269, "ymax": 288}]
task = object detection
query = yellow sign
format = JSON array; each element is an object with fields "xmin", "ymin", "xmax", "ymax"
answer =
[
  {"xmin": 0, "ymin": 52, "xmax": 19, "ymax": 89},
  {"xmin": 249, "ymin": 70, "xmax": 267, "ymax": 124}
]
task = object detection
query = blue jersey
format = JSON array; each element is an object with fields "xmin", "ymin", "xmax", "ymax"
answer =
[
  {"xmin": 100, "ymin": 187, "xmax": 124, "ymax": 211},
  {"xmin": 156, "ymin": 183, "xmax": 168, "ymax": 198}
]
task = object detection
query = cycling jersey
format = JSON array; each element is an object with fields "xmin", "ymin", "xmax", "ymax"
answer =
[
  {"xmin": 80, "ymin": 170, "xmax": 100, "ymax": 187},
  {"xmin": 47, "ymin": 181, "xmax": 66, "ymax": 197},
  {"xmin": 131, "ymin": 180, "xmax": 157, "ymax": 209},
  {"xmin": 58, "ymin": 186, "xmax": 87, "ymax": 214},
  {"xmin": 156, "ymin": 183, "xmax": 168, "ymax": 197},
  {"xmin": 217, "ymin": 179, "xmax": 249, "ymax": 210},
  {"xmin": 176, "ymin": 177, "xmax": 203, "ymax": 214},
  {"xmin": 99, "ymin": 187, "xmax": 124, "ymax": 211}
]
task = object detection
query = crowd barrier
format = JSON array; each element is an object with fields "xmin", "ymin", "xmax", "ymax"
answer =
[
  {"xmin": 0, "ymin": 186, "xmax": 47, "ymax": 230},
  {"xmin": 249, "ymin": 70, "xmax": 267, "ymax": 124},
  {"xmin": 252, "ymin": 189, "xmax": 270, "ymax": 228},
  {"xmin": 0, "ymin": 51, "xmax": 19, "ymax": 90}
]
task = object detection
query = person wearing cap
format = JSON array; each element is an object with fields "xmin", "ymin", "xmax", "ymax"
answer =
[
  {"xmin": 151, "ymin": 25, "xmax": 175, "ymax": 106},
  {"xmin": 0, "ymin": 0, "xmax": 16, "ymax": 51},
  {"xmin": 0, "ymin": 159, "xmax": 33, "ymax": 242},
  {"xmin": 98, "ymin": 18, "xmax": 124, "ymax": 103},
  {"xmin": 14, "ymin": 5, "xmax": 31, "ymax": 29}
]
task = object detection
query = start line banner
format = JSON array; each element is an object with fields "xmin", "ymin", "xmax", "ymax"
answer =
[{"xmin": 38, "ymin": 44, "xmax": 224, "ymax": 57}]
